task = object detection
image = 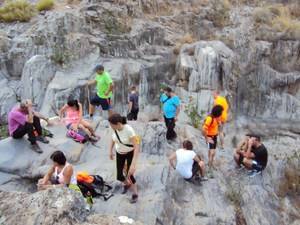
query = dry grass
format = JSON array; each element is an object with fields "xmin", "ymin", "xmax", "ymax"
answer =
[
  {"xmin": 253, "ymin": 4, "xmax": 300, "ymax": 40},
  {"xmin": 208, "ymin": 0, "xmax": 231, "ymax": 27},
  {"xmin": 173, "ymin": 33, "xmax": 196, "ymax": 55},
  {"xmin": 36, "ymin": 0, "xmax": 54, "ymax": 11},
  {"xmin": 277, "ymin": 152, "xmax": 300, "ymax": 197},
  {"xmin": 0, "ymin": 0, "xmax": 36, "ymax": 22}
]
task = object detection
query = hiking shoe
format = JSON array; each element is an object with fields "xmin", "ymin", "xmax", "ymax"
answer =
[
  {"xmin": 207, "ymin": 169, "xmax": 214, "ymax": 179},
  {"xmin": 89, "ymin": 136, "xmax": 99, "ymax": 143},
  {"xmin": 201, "ymin": 176, "xmax": 209, "ymax": 181},
  {"xmin": 130, "ymin": 194, "xmax": 138, "ymax": 204},
  {"xmin": 249, "ymin": 170, "xmax": 262, "ymax": 178},
  {"xmin": 30, "ymin": 143, "xmax": 43, "ymax": 153},
  {"xmin": 121, "ymin": 185, "xmax": 130, "ymax": 194},
  {"xmin": 36, "ymin": 136, "xmax": 49, "ymax": 144}
]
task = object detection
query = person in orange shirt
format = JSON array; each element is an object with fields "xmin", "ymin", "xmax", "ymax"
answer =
[
  {"xmin": 202, "ymin": 105, "xmax": 223, "ymax": 177},
  {"xmin": 213, "ymin": 91, "xmax": 229, "ymax": 149}
]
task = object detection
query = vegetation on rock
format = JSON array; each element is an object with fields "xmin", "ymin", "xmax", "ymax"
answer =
[
  {"xmin": 0, "ymin": 0, "xmax": 36, "ymax": 22},
  {"xmin": 36, "ymin": 0, "xmax": 54, "ymax": 12}
]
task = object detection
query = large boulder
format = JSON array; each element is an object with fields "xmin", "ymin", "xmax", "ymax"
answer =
[
  {"xmin": 0, "ymin": 79, "xmax": 17, "ymax": 123},
  {"xmin": 21, "ymin": 55, "xmax": 56, "ymax": 109}
]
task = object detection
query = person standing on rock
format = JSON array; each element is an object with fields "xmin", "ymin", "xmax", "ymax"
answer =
[
  {"xmin": 8, "ymin": 99, "xmax": 49, "ymax": 153},
  {"xmin": 241, "ymin": 135, "xmax": 268, "ymax": 177},
  {"xmin": 86, "ymin": 65, "xmax": 114, "ymax": 119},
  {"xmin": 127, "ymin": 86, "xmax": 139, "ymax": 121},
  {"xmin": 37, "ymin": 150, "xmax": 77, "ymax": 190},
  {"xmin": 202, "ymin": 105, "xmax": 223, "ymax": 177},
  {"xmin": 108, "ymin": 113, "xmax": 139, "ymax": 203},
  {"xmin": 213, "ymin": 90, "xmax": 229, "ymax": 149},
  {"xmin": 160, "ymin": 87, "xmax": 181, "ymax": 141},
  {"xmin": 169, "ymin": 140, "xmax": 208, "ymax": 182}
]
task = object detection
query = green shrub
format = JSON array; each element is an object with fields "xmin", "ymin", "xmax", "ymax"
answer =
[
  {"xmin": 0, "ymin": 0, "xmax": 36, "ymax": 22},
  {"xmin": 184, "ymin": 97, "xmax": 205, "ymax": 128},
  {"xmin": 36, "ymin": 0, "xmax": 54, "ymax": 11}
]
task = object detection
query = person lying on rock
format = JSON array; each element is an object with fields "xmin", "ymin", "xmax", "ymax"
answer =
[
  {"xmin": 86, "ymin": 64, "xmax": 114, "ymax": 119},
  {"xmin": 202, "ymin": 105, "xmax": 223, "ymax": 178},
  {"xmin": 233, "ymin": 134, "xmax": 251, "ymax": 167},
  {"xmin": 59, "ymin": 99, "xmax": 99, "ymax": 142},
  {"xmin": 38, "ymin": 151, "xmax": 77, "ymax": 190},
  {"xmin": 240, "ymin": 135, "xmax": 268, "ymax": 177},
  {"xmin": 8, "ymin": 99, "xmax": 49, "ymax": 153},
  {"xmin": 213, "ymin": 90, "xmax": 229, "ymax": 150},
  {"xmin": 169, "ymin": 140, "xmax": 208, "ymax": 182},
  {"xmin": 108, "ymin": 113, "xmax": 139, "ymax": 204}
]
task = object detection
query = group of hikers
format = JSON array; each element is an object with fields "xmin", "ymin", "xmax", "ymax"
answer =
[{"xmin": 6, "ymin": 64, "xmax": 268, "ymax": 204}]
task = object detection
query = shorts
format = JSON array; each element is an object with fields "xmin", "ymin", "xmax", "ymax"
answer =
[
  {"xmin": 207, "ymin": 135, "xmax": 218, "ymax": 149},
  {"xmin": 90, "ymin": 95, "xmax": 111, "ymax": 110},
  {"xmin": 251, "ymin": 160, "xmax": 263, "ymax": 171}
]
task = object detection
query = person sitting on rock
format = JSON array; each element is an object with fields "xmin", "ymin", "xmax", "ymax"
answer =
[
  {"xmin": 59, "ymin": 99, "xmax": 99, "ymax": 142},
  {"xmin": 160, "ymin": 87, "xmax": 181, "ymax": 141},
  {"xmin": 38, "ymin": 151, "xmax": 77, "ymax": 190},
  {"xmin": 213, "ymin": 90, "xmax": 229, "ymax": 150},
  {"xmin": 202, "ymin": 105, "xmax": 223, "ymax": 178},
  {"xmin": 241, "ymin": 135, "xmax": 268, "ymax": 177},
  {"xmin": 169, "ymin": 140, "xmax": 208, "ymax": 182},
  {"xmin": 233, "ymin": 134, "xmax": 251, "ymax": 167},
  {"xmin": 8, "ymin": 99, "xmax": 49, "ymax": 153},
  {"xmin": 108, "ymin": 113, "xmax": 139, "ymax": 204},
  {"xmin": 86, "ymin": 64, "xmax": 114, "ymax": 119}
]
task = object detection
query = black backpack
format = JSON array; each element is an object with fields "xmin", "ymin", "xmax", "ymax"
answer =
[{"xmin": 77, "ymin": 175, "xmax": 113, "ymax": 201}]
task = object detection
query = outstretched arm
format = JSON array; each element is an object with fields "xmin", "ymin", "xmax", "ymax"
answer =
[{"xmin": 168, "ymin": 152, "xmax": 177, "ymax": 170}]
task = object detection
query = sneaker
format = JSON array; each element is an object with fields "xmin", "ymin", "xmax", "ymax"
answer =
[
  {"xmin": 201, "ymin": 176, "xmax": 209, "ymax": 181},
  {"xmin": 207, "ymin": 168, "xmax": 214, "ymax": 179},
  {"xmin": 30, "ymin": 143, "xmax": 43, "ymax": 153},
  {"xmin": 121, "ymin": 185, "xmax": 130, "ymax": 194},
  {"xmin": 130, "ymin": 194, "xmax": 138, "ymax": 204},
  {"xmin": 249, "ymin": 170, "xmax": 262, "ymax": 178},
  {"xmin": 89, "ymin": 136, "xmax": 99, "ymax": 143},
  {"xmin": 36, "ymin": 136, "xmax": 49, "ymax": 144}
]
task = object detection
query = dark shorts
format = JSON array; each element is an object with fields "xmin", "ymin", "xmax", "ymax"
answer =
[
  {"xmin": 251, "ymin": 160, "xmax": 264, "ymax": 171},
  {"xmin": 207, "ymin": 135, "xmax": 218, "ymax": 150},
  {"xmin": 90, "ymin": 95, "xmax": 111, "ymax": 110}
]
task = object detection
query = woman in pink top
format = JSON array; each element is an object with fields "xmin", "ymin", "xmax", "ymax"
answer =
[{"xmin": 59, "ymin": 99, "xmax": 98, "ymax": 141}]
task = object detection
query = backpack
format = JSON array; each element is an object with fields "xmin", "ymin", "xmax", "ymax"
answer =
[
  {"xmin": 66, "ymin": 129, "xmax": 88, "ymax": 143},
  {"xmin": 203, "ymin": 115, "xmax": 214, "ymax": 127},
  {"xmin": 77, "ymin": 174, "xmax": 113, "ymax": 201}
]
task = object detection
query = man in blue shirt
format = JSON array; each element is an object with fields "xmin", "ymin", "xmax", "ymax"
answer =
[{"xmin": 160, "ymin": 87, "xmax": 181, "ymax": 140}]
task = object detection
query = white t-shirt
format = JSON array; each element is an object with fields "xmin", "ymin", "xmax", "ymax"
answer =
[
  {"xmin": 175, "ymin": 149, "xmax": 196, "ymax": 179},
  {"xmin": 112, "ymin": 124, "xmax": 137, "ymax": 153}
]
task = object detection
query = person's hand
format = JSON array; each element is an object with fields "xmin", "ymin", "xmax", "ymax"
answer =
[
  {"xmin": 109, "ymin": 152, "xmax": 114, "ymax": 160},
  {"xmin": 128, "ymin": 164, "xmax": 136, "ymax": 176},
  {"xmin": 248, "ymin": 137, "xmax": 255, "ymax": 147},
  {"xmin": 71, "ymin": 124, "xmax": 78, "ymax": 132},
  {"xmin": 206, "ymin": 137, "xmax": 214, "ymax": 144}
]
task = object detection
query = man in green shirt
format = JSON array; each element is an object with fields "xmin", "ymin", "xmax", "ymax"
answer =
[{"xmin": 87, "ymin": 65, "xmax": 114, "ymax": 118}]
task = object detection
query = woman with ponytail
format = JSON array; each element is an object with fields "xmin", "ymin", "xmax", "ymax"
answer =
[
  {"xmin": 108, "ymin": 113, "xmax": 139, "ymax": 203},
  {"xmin": 59, "ymin": 99, "xmax": 98, "ymax": 142}
]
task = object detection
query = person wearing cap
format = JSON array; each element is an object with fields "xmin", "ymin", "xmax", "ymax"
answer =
[
  {"xmin": 7, "ymin": 99, "xmax": 49, "ymax": 153},
  {"xmin": 160, "ymin": 87, "xmax": 181, "ymax": 141},
  {"xmin": 86, "ymin": 65, "xmax": 114, "ymax": 118}
]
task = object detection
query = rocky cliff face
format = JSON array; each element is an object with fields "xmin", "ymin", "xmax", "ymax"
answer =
[
  {"xmin": 0, "ymin": 0, "xmax": 299, "ymax": 225},
  {"xmin": 0, "ymin": 0, "xmax": 299, "ymax": 127}
]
